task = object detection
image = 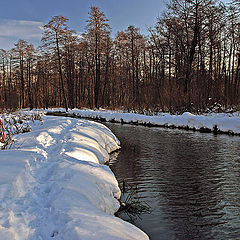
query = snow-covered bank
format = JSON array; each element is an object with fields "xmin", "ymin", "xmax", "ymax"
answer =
[
  {"xmin": 45, "ymin": 108, "xmax": 240, "ymax": 135},
  {"xmin": 0, "ymin": 115, "xmax": 149, "ymax": 240}
]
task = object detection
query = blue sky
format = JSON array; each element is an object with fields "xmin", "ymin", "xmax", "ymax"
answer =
[{"xmin": 0, "ymin": 0, "xmax": 167, "ymax": 49}]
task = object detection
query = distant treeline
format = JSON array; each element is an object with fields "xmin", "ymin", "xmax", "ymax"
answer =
[{"xmin": 0, "ymin": 0, "xmax": 240, "ymax": 113}]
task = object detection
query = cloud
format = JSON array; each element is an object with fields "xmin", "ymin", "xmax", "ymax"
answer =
[
  {"xmin": 0, "ymin": 19, "xmax": 43, "ymax": 49},
  {"xmin": 0, "ymin": 19, "xmax": 43, "ymax": 39}
]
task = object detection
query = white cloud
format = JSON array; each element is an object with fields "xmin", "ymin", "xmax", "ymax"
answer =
[{"xmin": 0, "ymin": 19, "xmax": 43, "ymax": 39}]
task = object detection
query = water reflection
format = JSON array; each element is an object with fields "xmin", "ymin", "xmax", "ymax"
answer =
[{"xmin": 107, "ymin": 123, "xmax": 240, "ymax": 240}]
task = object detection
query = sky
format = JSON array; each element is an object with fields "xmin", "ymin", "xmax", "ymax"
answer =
[{"xmin": 0, "ymin": 0, "xmax": 167, "ymax": 50}]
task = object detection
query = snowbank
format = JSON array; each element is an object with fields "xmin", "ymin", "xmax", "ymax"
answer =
[
  {"xmin": 45, "ymin": 108, "xmax": 240, "ymax": 135},
  {"xmin": 0, "ymin": 115, "xmax": 149, "ymax": 240}
]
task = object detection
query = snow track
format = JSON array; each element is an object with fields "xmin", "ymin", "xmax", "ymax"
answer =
[{"xmin": 0, "ymin": 116, "xmax": 149, "ymax": 240}]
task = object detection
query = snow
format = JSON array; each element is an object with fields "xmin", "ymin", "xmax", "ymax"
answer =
[
  {"xmin": 0, "ymin": 115, "xmax": 149, "ymax": 240},
  {"xmin": 44, "ymin": 108, "xmax": 240, "ymax": 135},
  {"xmin": 2, "ymin": 108, "xmax": 238, "ymax": 239}
]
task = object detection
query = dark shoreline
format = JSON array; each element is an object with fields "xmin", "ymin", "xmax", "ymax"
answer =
[{"xmin": 46, "ymin": 111, "xmax": 240, "ymax": 137}]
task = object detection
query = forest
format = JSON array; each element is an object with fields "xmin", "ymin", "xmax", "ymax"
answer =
[{"xmin": 0, "ymin": 0, "xmax": 240, "ymax": 113}]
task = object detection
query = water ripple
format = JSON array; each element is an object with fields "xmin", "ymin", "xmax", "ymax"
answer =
[{"xmin": 108, "ymin": 123, "xmax": 240, "ymax": 240}]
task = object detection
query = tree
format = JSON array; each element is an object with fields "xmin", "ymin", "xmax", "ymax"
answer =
[
  {"xmin": 84, "ymin": 6, "xmax": 111, "ymax": 108},
  {"xmin": 13, "ymin": 40, "xmax": 29, "ymax": 108},
  {"xmin": 1, "ymin": 2, "xmax": 240, "ymax": 112},
  {"xmin": 41, "ymin": 15, "xmax": 75, "ymax": 110}
]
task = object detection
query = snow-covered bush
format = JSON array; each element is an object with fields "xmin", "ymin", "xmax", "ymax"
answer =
[{"xmin": 0, "ymin": 111, "xmax": 43, "ymax": 149}]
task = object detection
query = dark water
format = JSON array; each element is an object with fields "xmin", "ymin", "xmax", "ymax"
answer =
[{"xmin": 106, "ymin": 123, "xmax": 240, "ymax": 240}]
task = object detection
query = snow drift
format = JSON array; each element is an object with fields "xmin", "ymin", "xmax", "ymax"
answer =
[
  {"xmin": 46, "ymin": 108, "xmax": 240, "ymax": 135},
  {"xmin": 0, "ymin": 115, "xmax": 149, "ymax": 240}
]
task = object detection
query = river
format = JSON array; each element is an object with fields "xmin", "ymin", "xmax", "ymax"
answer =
[{"xmin": 106, "ymin": 123, "xmax": 240, "ymax": 240}]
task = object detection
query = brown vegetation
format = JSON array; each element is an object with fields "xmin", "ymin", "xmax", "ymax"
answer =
[{"xmin": 0, "ymin": 1, "xmax": 240, "ymax": 113}]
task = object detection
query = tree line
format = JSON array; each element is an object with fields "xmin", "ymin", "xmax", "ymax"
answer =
[{"xmin": 0, "ymin": 0, "xmax": 240, "ymax": 113}]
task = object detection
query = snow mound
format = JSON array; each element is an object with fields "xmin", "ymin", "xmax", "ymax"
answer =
[
  {"xmin": 44, "ymin": 108, "xmax": 240, "ymax": 135},
  {"xmin": 0, "ymin": 115, "xmax": 148, "ymax": 240}
]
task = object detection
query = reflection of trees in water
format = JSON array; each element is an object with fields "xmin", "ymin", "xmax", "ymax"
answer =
[
  {"xmin": 107, "ymin": 123, "xmax": 240, "ymax": 240},
  {"xmin": 109, "ymin": 127, "xmax": 144, "ymax": 184},
  {"xmin": 157, "ymin": 138, "xmax": 224, "ymax": 239}
]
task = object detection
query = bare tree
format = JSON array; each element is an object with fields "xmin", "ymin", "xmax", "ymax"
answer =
[{"xmin": 84, "ymin": 6, "xmax": 111, "ymax": 108}]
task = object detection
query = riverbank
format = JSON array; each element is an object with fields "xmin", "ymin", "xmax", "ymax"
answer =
[
  {"xmin": 45, "ymin": 108, "xmax": 240, "ymax": 136},
  {"xmin": 0, "ymin": 113, "xmax": 149, "ymax": 240}
]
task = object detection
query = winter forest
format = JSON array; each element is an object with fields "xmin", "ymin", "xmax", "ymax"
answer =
[{"xmin": 0, "ymin": 0, "xmax": 240, "ymax": 113}]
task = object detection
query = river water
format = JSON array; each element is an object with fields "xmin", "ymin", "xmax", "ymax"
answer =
[{"xmin": 106, "ymin": 123, "xmax": 240, "ymax": 240}]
